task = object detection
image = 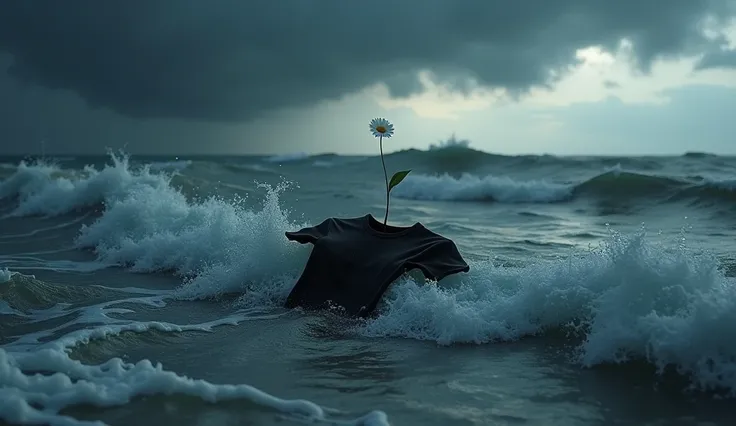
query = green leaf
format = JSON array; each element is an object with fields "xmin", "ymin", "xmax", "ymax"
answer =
[{"xmin": 388, "ymin": 170, "xmax": 411, "ymax": 192}]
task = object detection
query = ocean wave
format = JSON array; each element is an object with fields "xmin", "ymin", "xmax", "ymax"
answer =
[
  {"xmin": 3, "ymin": 153, "xmax": 736, "ymax": 402},
  {"xmin": 581, "ymin": 172, "xmax": 736, "ymax": 206},
  {"xmin": 74, "ymin": 180, "xmax": 310, "ymax": 303},
  {"xmin": 572, "ymin": 170, "xmax": 686, "ymax": 198},
  {"xmin": 669, "ymin": 179, "xmax": 736, "ymax": 205},
  {"xmin": 0, "ymin": 267, "xmax": 17, "ymax": 283},
  {"xmin": 0, "ymin": 155, "xmax": 171, "ymax": 217},
  {"xmin": 147, "ymin": 159, "xmax": 192, "ymax": 172},
  {"xmin": 0, "ymin": 295, "xmax": 386, "ymax": 426},
  {"xmin": 391, "ymin": 146, "xmax": 501, "ymax": 174},
  {"xmin": 223, "ymin": 162, "xmax": 280, "ymax": 174},
  {"xmin": 0, "ymin": 271, "xmax": 111, "ymax": 314},
  {"xmin": 0, "ymin": 154, "xmax": 310, "ymax": 301},
  {"xmin": 682, "ymin": 151, "xmax": 719, "ymax": 158},
  {"xmin": 264, "ymin": 152, "xmax": 311, "ymax": 163},
  {"xmin": 428, "ymin": 134, "xmax": 472, "ymax": 151},
  {"xmin": 2, "ymin": 154, "xmax": 735, "ymax": 212},
  {"xmin": 376, "ymin": 136, "xmax": 736, "ymax": 177},
  {"xmin": 392, "ymin": 173, "xmax": 572, "ymax": 203},
  {"xmin": 0, "ymin": 156, "xmax": 388, "ymax": 425},
  {"xmin": 359, "ymin": 229, "xmax": 736, "ymax": 395},
  {"xmin": 393, "ymin": 169, "xmax": 736, "ymax": 207}
]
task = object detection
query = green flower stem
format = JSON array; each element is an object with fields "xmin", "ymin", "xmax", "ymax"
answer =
[{"xmin": 380, "ymin": 135, "xmax": 389, "ymax": 228}]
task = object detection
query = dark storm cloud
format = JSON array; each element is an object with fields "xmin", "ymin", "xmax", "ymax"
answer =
[{"xmin": 0, "ymin": 0, "xmax": 733, "ymax": 122}]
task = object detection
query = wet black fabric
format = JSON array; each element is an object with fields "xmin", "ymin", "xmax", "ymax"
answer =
[{"xmin": 284, "ymin": 214, "xmax": 470, "ymax": 317}]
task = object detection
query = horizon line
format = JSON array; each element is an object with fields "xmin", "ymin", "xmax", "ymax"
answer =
[{"xmin": 0, "ymin": 149, "xmax": 733, "ymax": 158}]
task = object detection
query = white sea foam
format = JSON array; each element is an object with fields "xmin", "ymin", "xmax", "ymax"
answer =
[
  {"xmin": 73, "ymin": 179, "xmax": 309, "ymax": 302},
  {"xmin": 0, "ymin": 267, "xmax": 15, "ymax": 283},
  {"xmin": 0, "ymin": 154, "xmax": 308, "ymax": 301},
  {"xmin": 0, "ymin": 160, "xmax": 59, "ymax": 202},
  {"xmin": 706, "ymin": 177, "xmax": 736, "ymax": 190},
  {"xmin": 0, "ymin": 280, "xmax": 386, "ymax": 425},
  {"xmin": 0, "ymin": 307, "xmax": 384, "ymax": 426},
  {"xmin": 0, "ymin": 347, "xmax": 326, "ymax": 426},
  {"xmin": 359, "ymin": 229, "xmax": 736, "ymax": 394},
  {"xmin": 0, "ymin": 155, "xmax": 169, "ymax": 217},
  {"xmin": 393, "ymin": 172, "xmax": 573, "ymax": 203}
]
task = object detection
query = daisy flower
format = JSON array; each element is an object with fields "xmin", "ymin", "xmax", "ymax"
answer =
[
  {"xmin": 368, "ymin": 117, "xmax": 410, "ymax": 228},
  {"xmin": 369, "ymin": 118, "xmax": 395, "ymax": 139}
]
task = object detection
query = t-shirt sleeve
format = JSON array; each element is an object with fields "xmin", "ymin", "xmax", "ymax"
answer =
[
  {"xmin": 407, "ymin": 239, "xmax": 470, "ymax": 281},
  {"xmin": 285, "ymin": 219, "xmax": 332, "ymax": 244}
]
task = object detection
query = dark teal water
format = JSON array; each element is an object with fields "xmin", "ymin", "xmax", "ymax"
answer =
[{"xmin": 2, "ymin": 149, "xmax": 736, "ymax": 425}]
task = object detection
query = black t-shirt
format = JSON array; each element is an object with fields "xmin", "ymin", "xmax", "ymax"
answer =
[{"xmin": 284, "ymin": 214, "xmax": 470, "ymax": 317}]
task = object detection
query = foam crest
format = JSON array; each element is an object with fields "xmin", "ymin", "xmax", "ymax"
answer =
[
  {"xmin": 393, "ymin": 173, "xmax": 572, "ymax": 203},
  {"xmin": 0, "ymin": 268, "xmax": 23, "ymax": 315},
  {"xmin": 0, "ymin": 154, "xmax": 170, "ymax": 217},
  {"xmin": 0, "ymin": 346, "xmax": 386, "ymax": 426},
  {"xmin": 0, "ymin": 316, "xmax": 385, "ymax": 426},
  {"xmin": 0, "ymin": 160, "xmax": 59, "ymax": 202},
  {"xmin": 360, "ymin": 229, "xmax": 736, "ymax": 394},
  {"xmin": 74, "ymin": 177, "xmax": 308, "ymax": 301},
  {"xmin": 1, "ymin": 152, "xmax": 308, "ymax": 302},
  {"xmin": 1, "ymin": 286, "xmax": 387, "ymax": 425},
  {"xmin": 705, "ymin": 177, "xmax": 736, "ymax": 191},
  {"xmin": 0, "ymin": 267, "xmax": 16, "ymax": 283}
]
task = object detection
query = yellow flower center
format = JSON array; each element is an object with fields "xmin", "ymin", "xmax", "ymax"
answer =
[{"xmin": 376, "ymin": 126, "xmax": 387, "ymax": 134}]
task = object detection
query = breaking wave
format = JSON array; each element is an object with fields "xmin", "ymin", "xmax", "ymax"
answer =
[{"xmin": 393, "ymin": 170, "xmax": 736, "ymax": 206}]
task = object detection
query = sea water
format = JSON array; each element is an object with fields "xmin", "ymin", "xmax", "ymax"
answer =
[{"xmin": 1, "ymin": 147, "xmax": 736, "ymax": 425}]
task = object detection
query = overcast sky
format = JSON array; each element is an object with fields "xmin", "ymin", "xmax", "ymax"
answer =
[{"xmin": 1, "ymin": 0, "xmax": 735, "ymax": 156}]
